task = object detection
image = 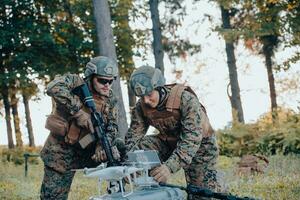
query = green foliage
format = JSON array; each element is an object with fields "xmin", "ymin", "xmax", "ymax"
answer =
[
  {"xmin": 216, "ymin": 0, "xmax": 300, "ymax": 69},
  {"xmin": 110, "ymin": 0, "xmax": 136, "ymax": 80},
  {"xmin": 217, "ymin": 108, "xmax": 300, "ymax": 156},
  {"xmin": 217, "ymin": 123, "xmax": 259, "ymax": 156},
  {"xmin": 1, "ymin": 146, "xmax": 41, "ymax": 166},
  {"xmin": 160, "ymin": 1, "xmax": 201, "ymax": 63}
]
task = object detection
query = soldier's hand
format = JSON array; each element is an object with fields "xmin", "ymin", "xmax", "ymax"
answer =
[
  {"xmin": 112, "ymin": 138, "xmax": 127, "ymax": 160},
  {"xmin": 111, "ymin": 146, "xmax": 120, "ymax": 160},
  {"xmin": 73, "ymin": 109, "xmax": 94, "ymax": 133},
  {"xmin": 92, "ymin": 145, "xmax": 120, "ymax": 163},
  {"xmin": 150, "ymin": 164, "xmax": 171, "ymax": 183},
  {"xmin": 92, "ymin": 144, "xmax": 107, "ymax": 163}
]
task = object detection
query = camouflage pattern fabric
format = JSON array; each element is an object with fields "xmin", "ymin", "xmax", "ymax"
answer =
[
  {"xmin": 40, "ymin": 73, "xmax": 119, "ymax": 199},
  {"xmin": 126, "ymin": 87, "xmax": 220, "ymax": 200},
  {"xmin": 40, "ymin": 134, "xmax": 98, "ymax": 199},
  {"xmin": 46, "ymin": 73, "xmax": 84, "ymax": 115},
  {"xmin": 40, "ymin": 165, "xmax": 75, "ymax": 200}
]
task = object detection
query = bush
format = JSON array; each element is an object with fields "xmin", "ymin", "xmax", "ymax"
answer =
[
  {"xmin": 217, "ymin": 108, "xmax": 300, "ymax": 156},
  {"xmin": 1, "ymin": 146, "xmax": 40, "ymax": 165}
]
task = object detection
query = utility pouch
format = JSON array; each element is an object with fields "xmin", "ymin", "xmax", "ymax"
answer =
[
  {"xmin": 45, "ymin": 114, "xmax": 69, "ymax": 136},
  {"xmin": 65, "ymin": 122, "xmax": 81, "ymax": 145},
  {"xmin": 200, "ymin": 109, "xmax": 214, "ymax": 138},
  {"xmin": 65, "ymin": 121, "xmax": 95, "ymax": 147}
]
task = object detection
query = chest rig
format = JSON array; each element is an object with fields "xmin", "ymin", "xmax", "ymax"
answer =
[
  {"xmin": 66, "ymin": 94, "xmax": 109, "ymax": 148},
  {"xmin": 140, "ymin": 84, "xmax": 214, "ymax": 138}
]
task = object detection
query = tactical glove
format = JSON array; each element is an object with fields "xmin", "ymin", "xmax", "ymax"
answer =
[
  {"xmin": 112, "ymin": 138, "xmax": 127, "ymax": 161},
  {"xmin": 73, "ymin": 109, "xmax": 94, "ymax": 133},
  {"xmin": 92, "ymin": 144, "xmax": 120, "ymax": 163}
]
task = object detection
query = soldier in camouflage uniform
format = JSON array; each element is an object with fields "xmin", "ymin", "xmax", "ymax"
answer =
[
  {"xmin": 126, "ymin": 66, "xmax": 220, "ymax": 200},
  {"xmin": 40, "ymin": 56, "xmax": 121, "ymax": 200}
]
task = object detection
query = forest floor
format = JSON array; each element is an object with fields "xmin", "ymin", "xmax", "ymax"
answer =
[{"xmin": 0, "ymin": 151, "xmax": 299, "ymax": 200}]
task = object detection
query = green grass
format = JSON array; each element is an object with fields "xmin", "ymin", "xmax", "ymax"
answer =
[{"xmin": 0, "ymin": 154, "xmax": 299, "ymax": 200}]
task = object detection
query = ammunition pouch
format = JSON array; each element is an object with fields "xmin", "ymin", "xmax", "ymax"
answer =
[
  {"xmin": 45, "ymin": 114, "xmax": 95, "ymax": 148},
  {"xmin": 45, "ymin": 114, "xmax": 69, "ymax": 137},
  {"xmin": 200, "ymin": 109, "xmax": 214, "ymax": 138},
  {"xmin": 65, "ymin": 121, "xmax": 96, "ymax": 148},
  {"xmin": 65, "ymin": 121, "xmax": 81, "ymax": 145}
]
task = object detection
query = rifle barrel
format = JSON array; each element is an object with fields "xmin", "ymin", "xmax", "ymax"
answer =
[{"xmin": 159, "ymin": 183, "xmax": 258, "ymax": 200}]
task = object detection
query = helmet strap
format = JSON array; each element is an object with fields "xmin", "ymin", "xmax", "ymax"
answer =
[{"xmin": 156, "ymin": 86, "xmax": 168, "ymax": 108}]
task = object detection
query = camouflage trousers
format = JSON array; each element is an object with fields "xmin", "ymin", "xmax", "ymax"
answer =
[
  {"xmin": 40, "ymin": 134, "xmax": 98, "ymax": 200},
  {"xmin": 40, "ymin": 166, "xmax": 75, "ymax": 200},
  {"xmin": 135, "ymin": 134, "xmax": 221, "ymax": 200}
]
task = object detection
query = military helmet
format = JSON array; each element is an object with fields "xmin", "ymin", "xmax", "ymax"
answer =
[
  {"xmin": 84, "ymin": 56, "xmax": 118, "ymax": 78},
  {"xmin": 130, "ymin": 65, "xmax": 165, "ymax": 97}
]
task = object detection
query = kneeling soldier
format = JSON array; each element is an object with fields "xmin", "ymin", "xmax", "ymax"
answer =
[{"xmin": 126, "ymin": 66, "xmax": 221, "ymax": 200}]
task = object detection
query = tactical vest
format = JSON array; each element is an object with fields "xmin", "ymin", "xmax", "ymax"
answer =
[
  {"xmin": 45, "ymin": 93, "xmax": 109, "ymax": 148},
  {"xmin": 66, "ymin": 94, "xmax": 109, "ymax": 147},
  {"xmin": 140, "ymin": 84, "xmax": 214, "ymax": 138}
]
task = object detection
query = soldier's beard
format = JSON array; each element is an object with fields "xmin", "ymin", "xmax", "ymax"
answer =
[
  {"xmin": 95, "ymin": 87, "xmax": 109, "ymax": 97},
  {"xmin": 91, "ymin": 81, "xmax": 110, "ymax": 97}
]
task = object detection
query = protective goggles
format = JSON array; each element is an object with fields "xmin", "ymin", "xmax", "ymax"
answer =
[{"xmin": 96, "ymin": 78, "xmax": 114, "ymax": 85}]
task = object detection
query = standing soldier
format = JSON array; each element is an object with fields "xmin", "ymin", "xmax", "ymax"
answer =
[
  {"xmin": 40, "ymin": 56, "xmax": 121, "ymax": 200},
  {"xmin": 126, "ymin": 65, "xmax": 220, "ymax": 200}
]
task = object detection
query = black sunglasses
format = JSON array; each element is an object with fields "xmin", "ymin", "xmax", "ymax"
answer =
[{"xmin": 96, "ymin": 78, "xmax": 114, "ymax": 85}]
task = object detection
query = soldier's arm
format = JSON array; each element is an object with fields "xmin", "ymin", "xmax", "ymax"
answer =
[
  {"xmin": 125, "ymin": 101, "xmax": 149, "ymax": 152},
  {"xmin": 46, "ymin": 73, "xmax": 84, "ymax": 115},
  {"xmin": 106, "ymin": 94, "xmax": 119, "ymax": 143},
  {"xmin": 165, "ymin": 91, "xmax": 203, "ymax": 173}
]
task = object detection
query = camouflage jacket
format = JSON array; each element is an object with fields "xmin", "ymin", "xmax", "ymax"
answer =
[
  {"xmin": 46, "ymin": 73, "xmax": 118, "ymax": 143},
  {"xmin": 126, "ymin": 86, "xmax": 208, "ymax": 173}
]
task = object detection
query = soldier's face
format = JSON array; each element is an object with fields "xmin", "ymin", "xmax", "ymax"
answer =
[
  {"xmin": 92, "ymin": 75, "xmax": 114, "ymax": 96},
  {"xmin": 142, "ymin": 90, "xmax": 159, "ymax": 108}
]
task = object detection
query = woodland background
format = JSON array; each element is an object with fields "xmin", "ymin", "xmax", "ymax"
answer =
[{"xmin": 0, "ymin": 0, "xmax": 299, "ymax": 199}]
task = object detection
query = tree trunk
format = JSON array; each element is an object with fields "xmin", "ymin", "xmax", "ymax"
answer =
[
  {"xmin": 2, "ymin": 84, "xmax": 14, "ymax": 148},
  {"xmin": 111, "ymin": 0, "xmax": 136, "ymax": 118},
  {"xmin": 23, "ymin": 94, "xmax": 35, "ymax": 147},
  {"xmin": 10, "ymin": 92, "xmax": 23, "ymax": 147},
  {"xmin": 260, "ymin": 2, "xmax": 278, "ymax": 123},
  {"xmin": 93, "ymin": 0, "xmax": 128, "ymax": 138},
  {"xmin": 149, "ymin": 0, "xmax": 164, "ymax": 74},
  {"xmin": 262, "ymin": 39, "xmax": 278, "ymax": 122},
  {"xmin": 221, "ymin": 6, "xmax": 245, "ymax": 124}
]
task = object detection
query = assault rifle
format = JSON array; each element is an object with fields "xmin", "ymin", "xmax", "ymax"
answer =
[
  {"xmin": 159, "ymin": 183, "xmax": 258, "ymax": 200},
  {"xmin": 72, "ymin": 83, "xmax": 118, "ymax": 167}
]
